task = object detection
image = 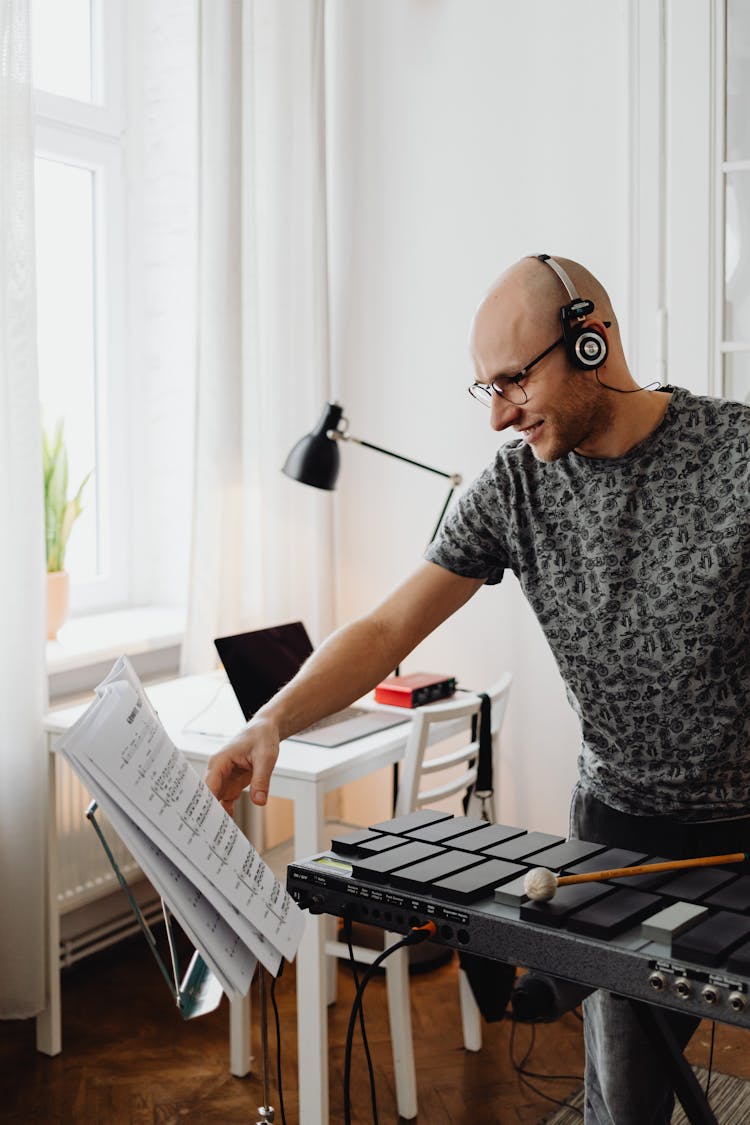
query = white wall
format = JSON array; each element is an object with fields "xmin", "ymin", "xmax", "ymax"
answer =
[{"xmin": 325, "ymin": 0, "xmax": 631, "ymax": 834}]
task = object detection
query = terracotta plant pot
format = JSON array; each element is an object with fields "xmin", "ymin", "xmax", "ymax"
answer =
[{"xmin": 47, "ymin": 570, "xmax": 70, "ymax": 640}]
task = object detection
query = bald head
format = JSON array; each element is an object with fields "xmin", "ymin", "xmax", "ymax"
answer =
[
  {"xmin": 472, "ymin": 250, "xmax": 625, "ymax": 387},
  {"xmin": 470, "ymin": 254, "xmax": 621, "ymax": 375}
]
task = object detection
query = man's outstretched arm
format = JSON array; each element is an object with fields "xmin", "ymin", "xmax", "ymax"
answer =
[{"xmin": 204, "ymin": 560, "xmax": 483, "ymax": 811}]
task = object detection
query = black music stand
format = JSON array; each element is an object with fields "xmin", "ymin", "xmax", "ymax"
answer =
[
  {"xmin": 85, "ymin": 801, "xmax": 222, "ymax": 1019},
  {"xmin": 87, "ymin": 802, "xmax": 281, "ymax": 1123}
]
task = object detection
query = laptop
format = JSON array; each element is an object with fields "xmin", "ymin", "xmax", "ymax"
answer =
[{"xmin": 214, "ymin": 622, "xmax": 408, "ymax": 747}]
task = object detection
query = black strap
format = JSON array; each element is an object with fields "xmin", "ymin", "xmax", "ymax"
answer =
[
  {"xmin": 464, "ymin": 691, "xmax": 493, "ymax": 816},
  {"xmin": 462, "ymin": 691, "xmax": 517, "ymax": 1021},
  {"xmin": 474, "ymin": 692, "xmax": 493, "ymax": 793}
]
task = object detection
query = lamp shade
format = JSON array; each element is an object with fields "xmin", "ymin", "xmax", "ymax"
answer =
[{"xmin": 282, "ymin": 402, "xmax": 344, "ymax": 490}]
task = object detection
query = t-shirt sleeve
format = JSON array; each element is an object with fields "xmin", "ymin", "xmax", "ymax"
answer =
[{"xmin": 424, "ymin": 465, "xmax": 511, "ymax": 585}]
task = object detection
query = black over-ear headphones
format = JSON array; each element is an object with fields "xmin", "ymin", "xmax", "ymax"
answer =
[{"xmin": 537, "ymin": 253, "xmax": 609, "ymax": 371}]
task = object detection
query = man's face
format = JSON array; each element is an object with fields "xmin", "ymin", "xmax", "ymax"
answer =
[{"xmin": 469, "ymin": 286, "xmax": 613, "ymax": 463}]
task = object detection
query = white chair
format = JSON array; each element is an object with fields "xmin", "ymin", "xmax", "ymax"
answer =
[{"xmin": 382, "ymin": 674, "xmax": 513, "ymax": 1119}]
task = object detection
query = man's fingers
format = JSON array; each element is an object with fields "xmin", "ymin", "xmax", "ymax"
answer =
[
  {"xmin": 248, "ymin": 746, "xmax": 277, "ymax": 806},
  {"xmin": 205, "ymin": 722, "xmax": 280, "ymax": 808}
]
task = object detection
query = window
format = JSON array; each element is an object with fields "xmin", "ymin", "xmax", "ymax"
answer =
[
  {"xmin": 33, "ymin": 0, "xmax": 129, "ymax": 611},
  {"xmin": 721, "ymin": 0, "xmax": 750, "ymax": 404},
  {"xmin": 633, "ymin": 0, "xmax": 750, "ymax": 403}
]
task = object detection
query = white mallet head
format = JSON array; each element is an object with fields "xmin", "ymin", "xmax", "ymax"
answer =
[{"xmin": 523, "ymin": 866, "xmax": 558, "ymax": 902}]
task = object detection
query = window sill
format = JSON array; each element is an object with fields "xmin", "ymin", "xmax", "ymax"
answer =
[{"xmin": 47, "ymin": 605, "xmax": 186, "ymax": 702}]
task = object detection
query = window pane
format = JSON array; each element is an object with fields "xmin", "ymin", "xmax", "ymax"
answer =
[
  {"xmin": 724, "ymin": 172, "xmax": 750, "ymax": 342},
  {"xmin": 32, "ymin": 0, "xmax": 93, "ymax": 102},
  {"xmin": 726, "ymin": 0, "xmax": 750, "ymax": 162},
  {"xmin": 35, "ymin": 157, "xmax": 99, "ymax": 582},
  {"xmin": 723, "ymin": 351, "xmax": 750, "ymax": 405}
]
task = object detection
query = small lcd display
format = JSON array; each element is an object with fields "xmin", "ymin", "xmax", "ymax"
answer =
[{"xmin": 313, "ymin": 856, "xmax": 353, "ymax": 876}]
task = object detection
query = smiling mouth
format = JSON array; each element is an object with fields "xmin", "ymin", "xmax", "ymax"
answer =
[{"xmin": 518, "ymin": 420, "xmax": 543, "ymax": 438}]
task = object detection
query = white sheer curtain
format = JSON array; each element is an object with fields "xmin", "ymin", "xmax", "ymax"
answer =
[
  {"xmin": 0, "ymin": 0, "xmax": 47, "ymax": 1016},
  {"xmin": 182, "ymin": 0, "xmax": 336, "ymax": 674}
]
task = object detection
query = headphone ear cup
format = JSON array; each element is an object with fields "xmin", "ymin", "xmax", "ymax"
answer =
[
  {"xmin": 572, "ymin": 327, "xmax": 608, "ymax": 369},
  {"xmin": 559, "ymin": 298, "xmax": 608, "ymax": 370},
  {"xmin": 563, "ymin": 325, "xmax": 608, "ymax": 370}
]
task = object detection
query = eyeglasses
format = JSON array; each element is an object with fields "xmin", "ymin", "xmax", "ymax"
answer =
[{"xmin": 468, "ymin": 336, "xmax": 564, "ymax": 406}]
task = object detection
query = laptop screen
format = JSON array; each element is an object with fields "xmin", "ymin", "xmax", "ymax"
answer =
[{"xmin": 214, "ymin": 622, "xmax": 314, "ymax": 721}]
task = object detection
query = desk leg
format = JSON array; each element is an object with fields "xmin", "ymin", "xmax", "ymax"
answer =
[
  {"xmin": 294, "ymin": 783, "xmax": 328, "ymax": 1125},
  {"xmin": 36, "ymin": 748, "xmax": 61, "ymax": 1056}
]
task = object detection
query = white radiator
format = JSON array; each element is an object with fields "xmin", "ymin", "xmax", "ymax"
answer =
[{"xmin": 55, "ymin": 757, "xmax": 162, "ymax": 967}]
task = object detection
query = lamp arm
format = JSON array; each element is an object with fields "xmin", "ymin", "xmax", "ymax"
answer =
[
  {"xmin": 429, "ymin": 483, "xmax": 460, "ymax": 545},
  {"xmin": 329, "ymin": 429, "xmax": 462, "ymax": 486}
]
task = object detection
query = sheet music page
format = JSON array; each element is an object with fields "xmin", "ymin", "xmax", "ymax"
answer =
[
  {"xmin": 57, "ymin": 656, "xmax": 304, "ymax": 983},
  {"xmin": 74, "ymin": 760, "xmax": 264, "ymax": 993}
]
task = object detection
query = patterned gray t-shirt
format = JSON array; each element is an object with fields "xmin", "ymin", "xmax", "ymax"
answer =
[{"xmin": 425, "ymin": 386, "xmax": 750, "ymax": 820}]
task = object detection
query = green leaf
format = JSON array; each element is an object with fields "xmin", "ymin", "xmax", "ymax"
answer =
[{"xmin": 42, "ymin": 421, "xmax": 93, "ymax": 573}]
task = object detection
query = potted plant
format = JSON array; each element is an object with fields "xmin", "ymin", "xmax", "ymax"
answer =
[{"xmin": 43, "ymin": 421, "xmax": 92, "ymax": 639}]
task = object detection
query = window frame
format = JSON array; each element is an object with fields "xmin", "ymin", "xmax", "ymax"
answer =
[
  {"xmin": 33, "ymin": 0, "xmax": 131, "ymax": 613},
  {"xmin": 718, "ymin": 0, "xmax": 750, "ymax": 402}
]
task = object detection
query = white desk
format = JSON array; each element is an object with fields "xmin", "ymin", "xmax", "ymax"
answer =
[{"xmin": 37, "ymin": 672, "xmax": 421, "ymax": 1125}]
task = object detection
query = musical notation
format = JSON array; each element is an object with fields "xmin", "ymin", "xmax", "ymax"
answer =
[{"xmin": 57, "ymin": 655, "xmax": 305, "ymax": 997}]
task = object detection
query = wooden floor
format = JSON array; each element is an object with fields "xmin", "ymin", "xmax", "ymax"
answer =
[{"xmin": 2, "ymin": 934, "xmax": 750, "ymax": 1124}]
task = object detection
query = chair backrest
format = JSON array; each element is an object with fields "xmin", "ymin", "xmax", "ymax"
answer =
[{"xmin": 394, "ymin": 673, "xmax": 513, "ymax": 817}]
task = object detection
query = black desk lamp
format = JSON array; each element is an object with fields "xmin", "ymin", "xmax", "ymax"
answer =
[
  {"xmin": 283, "ymin": 401, "xmax": 463, "ymax": 965},
  {"xmin": 282, "ymin": 401, "xmax": 462, "ymax": 543}
]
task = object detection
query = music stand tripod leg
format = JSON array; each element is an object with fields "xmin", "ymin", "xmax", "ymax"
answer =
[
  {"xmin": 255, "ymin": 967, "xmax": 275, "ymax": 1124},
  {"xmin": 629, "ymin": 1000, "xmax": 717, "ymax": 1125}
]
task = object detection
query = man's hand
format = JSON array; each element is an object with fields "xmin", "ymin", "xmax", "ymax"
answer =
[{"xmin": 204, "ymin": 716, "xmax": 280, "ymax": 814}]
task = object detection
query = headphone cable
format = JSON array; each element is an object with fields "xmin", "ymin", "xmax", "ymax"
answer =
[{"xmin": 594, "ymin": 370, "xmax": 662, "ymax": 394}]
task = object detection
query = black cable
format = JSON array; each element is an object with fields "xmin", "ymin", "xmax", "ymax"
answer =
[
  {"xmin": 270, "ymin": 966, "xmax": 287, "ymax": 1125},
  {"xmin": 343, "ymin": 927, "xmax": 434, "ymax": 1125},
  {"xmin": 594, "ymin": 370, "xmax": 662, "ymax": 394},
  {"xmin": 342, "ymin": 918, "xmax": 378, "ymax": 1123},
  {"xmin": 509, "ymin": 1015, "xmax": 584, "ymax": 1117},
  {"xmin": 510, "ymin": 1016, "xmax": 536, "ymax": 1071},
  {"xmin": 705, "ymin": 1021, "xmax": 716, "ymax": 1102}
]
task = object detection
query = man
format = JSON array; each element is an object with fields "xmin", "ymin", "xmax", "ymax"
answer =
[{"xmin": 206, "ymin": 254, "xmax": 750, "ymax": 1124}]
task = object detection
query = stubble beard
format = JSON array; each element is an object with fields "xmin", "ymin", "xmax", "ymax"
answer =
[{"xmin": 531, "ymin": 378, "xmax": 615, "ymax": 463}]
